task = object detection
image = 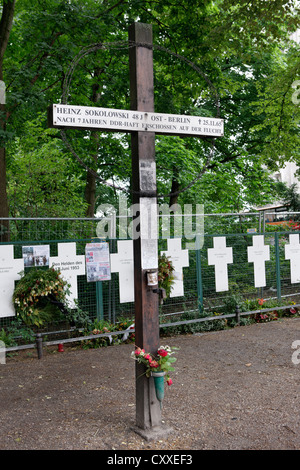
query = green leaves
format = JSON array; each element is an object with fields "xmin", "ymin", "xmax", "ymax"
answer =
[
  {"xmin": 0, "ymin": 0, "xmax": 299, "ymax": 218},
  {"xmin": 13, "ymin": 267, "xmax": 70, "ymax": 327}
]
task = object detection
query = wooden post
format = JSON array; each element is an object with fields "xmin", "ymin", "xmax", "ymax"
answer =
[
  {"xmin": 48, "ymin": 21, "xmax": 223, "ymax": 439},
  {"xmin": 129, "ymin": 23, "xmax": 168, "ymax": 437}
]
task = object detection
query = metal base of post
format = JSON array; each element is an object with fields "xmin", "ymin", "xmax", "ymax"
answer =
[{"xmin": 132, "ymin": 424, "xmax": 173, "ymax": 442}]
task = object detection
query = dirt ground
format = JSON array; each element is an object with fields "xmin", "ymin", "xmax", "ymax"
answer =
[{"xmin": 1, "ymin": 317, "xmax": 300, "ymax": 451}]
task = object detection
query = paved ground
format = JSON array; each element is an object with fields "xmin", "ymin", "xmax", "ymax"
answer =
[{"xmin": 0, "ymin": 317, "xmax": 300, "ymax": 451}]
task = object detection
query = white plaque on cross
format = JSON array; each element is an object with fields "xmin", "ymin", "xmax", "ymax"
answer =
[
  {"xmin": 285, "ymin": 234, "xmax": 300, "ymax": 284},
  {"xmin": 0, "ymin": 245, "xmax": 24, "ymax": 318},
  {"xmin": 207, "ymin": 237, "xmax": 233, "ymax": 292},
  {"xmin": 50, "ymin": 104, "xmax": 224, "ymax": 137},
  {"xmin": 50, "ymin": 243, "xmax": 85, "ymax": 308},
  {"xmin": 247, "ymin": 235, "xmax": 270, "ymax": 288},
  {"xmin": 161, "ymin": 238, "xmax": 189, "ymax": 297},
  {"xmin": 110, "ymin": 240, "xmax": 134, "ymax": 303}
]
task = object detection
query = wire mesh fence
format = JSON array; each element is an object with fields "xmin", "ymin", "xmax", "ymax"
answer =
[{"xmin": 1, "ymin": 215, "xmax": 300, "ymax": 348}]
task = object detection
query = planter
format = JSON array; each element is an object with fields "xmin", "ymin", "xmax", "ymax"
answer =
[{"xmin": 151, "ymin": 371, "xmax": 166, "ymax": 402}]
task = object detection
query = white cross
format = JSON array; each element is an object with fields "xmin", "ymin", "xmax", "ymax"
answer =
[
  {"xmin": 161, "ymin": 238, "xmax": 189, "ymax": 297},
  {"xmin": 0, "ymin": 245, "xmax": 24, "ymax": 318},
  {"xmin": 49, "ymin": 243, "xmax": 85, "ymax": 308},
  {"xmin": 110, "ymin": 240, "xmax": 134, "ymax": 303},
  {"xmin": 247, "ymin": 235, "xmax": 270, "ymax": 288},
  {"xmin": 285, "ymin": 234, "xmax": 300, "ymax": 284},
  {"xmin": 207, "ymin": 237, "xmax": 233, "ymax": 292}
]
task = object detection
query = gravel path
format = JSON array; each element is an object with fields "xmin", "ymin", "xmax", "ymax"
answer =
[{"xmin": 1, "ymin": 318, "xmax": 300, "ymax": 450}]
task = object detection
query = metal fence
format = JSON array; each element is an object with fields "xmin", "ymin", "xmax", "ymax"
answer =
[{"xmin": 1, "ymin": 215, "xmax": 300, "ymax": 350}]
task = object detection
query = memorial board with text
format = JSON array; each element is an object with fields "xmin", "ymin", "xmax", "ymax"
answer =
[{"xmin": 49, "ymin": 104, "xmax": 224, "ymax": 137}]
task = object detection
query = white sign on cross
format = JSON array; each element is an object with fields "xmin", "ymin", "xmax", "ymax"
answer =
[
  {"xmin": 285, "ymin": 234, "xmax": 300, "ymax": 284},
  {"xmin": 49, "ymin": 243, "xmax": 85, "ymax": 308},
  {"xmin": 110, "ymin": 240, "xmax": 134, "ymax": 303},
  {"xmin": 207, "ymin": 237, "xmax": 233, "ymax": 292},
  {"xmin": 0, "ymin": 245, "xmax": 24, "ymax": 318},
  {"xmin": 247, "ymin": 235, "xmax": 270, "ymax": 288},
  {"xmin": 161, "ymin": 238, "xmax": 189, "ymax": 297},
  {"xmin": 50, "ymin": 104, "xmax": 224, "ymax": 138}
]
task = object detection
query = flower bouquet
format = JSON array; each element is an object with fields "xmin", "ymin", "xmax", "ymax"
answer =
[
  {"xmin": 131, "ymin": 345, "xmax": 178, "ymax": 385},
  {"xmin": 132, "ymin": 345, "xmax": 178, "ymax": 403}
]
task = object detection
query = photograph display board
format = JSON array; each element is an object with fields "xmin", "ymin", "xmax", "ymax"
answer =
[
  {"xmin": 85, "ymin": 242, "xmax": 111, "ymax": 282},
  {"xmin": 22, "ymin": 245, "xmax": 50, "ymax": 267}
]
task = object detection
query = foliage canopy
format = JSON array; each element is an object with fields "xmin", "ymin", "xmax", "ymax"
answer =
[{"xmin": 0, "ymin": 0, "xmax": 299, "ymax": 222}]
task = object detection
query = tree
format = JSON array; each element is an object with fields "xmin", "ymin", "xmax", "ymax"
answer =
[
  {"xmin": 1, "ymin": 0, "xmax": 299, "ymax": 227},
  {"xmin": 0, "ymin": 0, "xmax": 16, "ymax": 240}
]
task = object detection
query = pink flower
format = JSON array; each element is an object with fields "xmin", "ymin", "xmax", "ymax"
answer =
[
  {"xmin": 144, "ymin": 354, "xmax": 151, "ymax": 361},
  {"xmin": 149, "ymin": 360, "xmax": 159, "ymax": 368},
  {"xmin": 134, "ymin": 348, "xmax": 144, "ymax": 356},
  {"xmin": 167, "ymin": 378, "xmax": 173, "ymax": 386},
  {"xmin": 157, "ymin": 349, "xmax": 168, "ymax": 357}
]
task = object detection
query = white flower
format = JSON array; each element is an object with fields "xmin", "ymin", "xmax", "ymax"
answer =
[{"xmin": 160, "ymin": 345, "xmax": 171, "ymax": 352}]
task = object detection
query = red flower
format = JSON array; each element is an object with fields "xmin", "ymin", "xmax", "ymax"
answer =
[
  {"xmin": 134, "ymin": 348, "xmax": 144, "ymax": 356},
  {"xmin": 149, "ymin": 360, "xmax": 159, "ymax": 368},
  {"xmin": 157, "ymin": 348, "xmax": 168, "ymax": 357},
  {"xmin": 258, "ymin": 298, "xmax": 264, "ymax": 305},
  {"xmin": 167, "ymin": 378, "xmax": 173, "ymax": 386}
]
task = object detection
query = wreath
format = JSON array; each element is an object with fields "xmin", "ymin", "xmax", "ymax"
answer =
[{"xmin": 13, "ymin": 267, "xmax": 70, "ymax": 327}]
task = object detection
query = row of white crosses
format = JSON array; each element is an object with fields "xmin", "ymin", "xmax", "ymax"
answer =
[
  {"xmin": 207, "ymin": 235, "xmax": 271, "ymax": 291},
  {"xmin": 2, "ymin": 234, "xmax": 300, "ymax": 318},
  {"xmin": 0, "ymin": 239, "xmax": 189, "ymax": 318},
  {"xmin": 207, "ymin": 234, "xmax": 300, "ymax": 292},
  {"xmin": 110, "ymin": 238, "xmax": 189, "ymax": 303}
]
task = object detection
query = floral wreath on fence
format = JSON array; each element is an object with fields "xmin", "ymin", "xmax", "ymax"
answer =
[{"xmin": 13, "ymin": 267, "xmax": 70, "ymax": 327}]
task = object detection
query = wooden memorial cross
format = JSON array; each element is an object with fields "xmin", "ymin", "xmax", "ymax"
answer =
[
  {"xmin": 207, "ymin": 237, "xmax": 233, "ymax": 292},
  {"xmin": 48, "ymin": 22, "xmax": 224, "ymax": 436},
  {"xmin": 247, "ymin": 235, "xmax": 270, "ymax": 288},
  {"xmin": 285, "ymin": 234, "xmax": 300, "ymax": 284}
]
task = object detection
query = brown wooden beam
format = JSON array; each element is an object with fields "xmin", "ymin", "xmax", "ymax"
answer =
[{"xmin": 128, "ymin": 22, "xmax": 162, "ymax": 432}]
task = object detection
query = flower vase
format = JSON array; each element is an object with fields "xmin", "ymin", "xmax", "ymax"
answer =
[{"xmin": 151, "ymin": 371, "xmax": 165, "ymax": 403}]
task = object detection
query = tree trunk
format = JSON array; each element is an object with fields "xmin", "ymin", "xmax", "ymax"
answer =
[
  {"xmin": 169, "ymin": 167, "xmax": 180, "ymax": 207},
  {"xmin": 84, "ymin": 168, "xmax": 97, "ymax": 218},
  {"xmin": 0, "ymin": 0, "xmax": 16, "ymax": 241}
]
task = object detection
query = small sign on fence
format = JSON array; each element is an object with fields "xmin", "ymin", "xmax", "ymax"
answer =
[{"xmin": 85, "ymin": 242, "xmax": 111, "ymax": 282}]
